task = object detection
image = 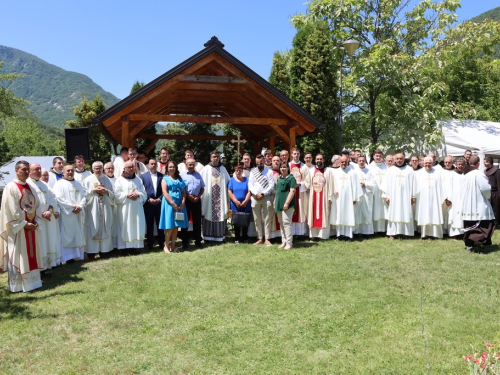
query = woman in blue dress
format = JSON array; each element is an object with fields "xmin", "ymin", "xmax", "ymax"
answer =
[
  {"xmin": 228, "ymin": 164, "xmax": 251, "ymax": 244},
  {"xmin": 159, "ymin": 161, "xmax": 189, "ymax": 252}
]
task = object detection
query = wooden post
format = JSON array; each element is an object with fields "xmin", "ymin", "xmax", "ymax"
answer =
[
  {"xmin": 269, "ymin": 136, "xmax": 275, "ymax": 155},
  {"xmin": 121, "ymin": 116, "xmax": 129, "ymax": 147},
  {"xmin": 289, "ymin": 128, "xmax": 296, "ymax": 155}
]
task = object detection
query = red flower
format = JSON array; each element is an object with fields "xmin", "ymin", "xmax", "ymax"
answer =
[
  {"xmin": 464, "ymin": 355, "xmax": 474, "ymax": 361},
  {"xmin": 474, "ymin": 359, "xmax": 480, "ymax": 364},
  {"xmin": 486, "ymin": 343, "xmax": 493, "ymax": 347},
  {"xmin": 481, "ymin": 365, "xmax": 487, "ymax": 369}
]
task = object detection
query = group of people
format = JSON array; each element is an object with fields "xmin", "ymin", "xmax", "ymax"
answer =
[{"xmin": 0, "ymin": 144, "xmax": 496, "ymax": 293}]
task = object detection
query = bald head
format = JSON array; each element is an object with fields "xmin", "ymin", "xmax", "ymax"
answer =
[
  {"xmin": 394, "ymin": 153, "xmax": 405, "ymax": 167},
  {"xmin": 29, "ymin": 163, "xmax": 42, "ymax": 180},
  {"xmin": 469, "ymin": 155, "xmax": 480, "ymax": 167}
]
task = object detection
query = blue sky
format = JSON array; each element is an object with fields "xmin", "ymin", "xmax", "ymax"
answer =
[{"xmin": 0, "ymin": 0, "xmax": 496, "ymax": 99}]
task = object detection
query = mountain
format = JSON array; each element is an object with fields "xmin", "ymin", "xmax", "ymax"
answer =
[{"xmin": 0, "ymin": 45, "xmax": 121, "ymax": 127}]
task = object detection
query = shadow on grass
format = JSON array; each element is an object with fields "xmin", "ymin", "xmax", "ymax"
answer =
[
  {"xmin": 39, "ymin": 261, "xmax": 86, "ymax": 290},
  {"xmin": 476, "ymin": 244, "xmax": 500, "ymax": 254},
  {"xmin": 0, "ymin": 289, "xmax": 82, "ymax": 320}
]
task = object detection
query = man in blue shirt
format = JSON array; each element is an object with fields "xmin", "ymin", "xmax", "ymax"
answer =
[{"xmin": 180, "ymin": 158, "xmax": 205, "ymax": 248}]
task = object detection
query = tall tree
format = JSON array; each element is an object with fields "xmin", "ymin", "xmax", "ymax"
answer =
[
  {"xmin": 130, "ymin": 81, "xmax": 145, "ymax": 94},
  {"xmin": 291, "ymin": 0, "xmax": 460, "ymax": 154},
  {"xmin": 67, "ymin": 94, "xmax": 115, "ymax": 162},
  {"xmin": 289, "ymin": 21, "xmax": 338, "ymax": 156},
  {"xmin": 269, "ymin": 51, "xmax": 291, "ymax": 97}
]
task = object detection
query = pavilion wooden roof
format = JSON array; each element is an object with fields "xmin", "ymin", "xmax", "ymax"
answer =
[{"xmin": 93, "ymin": 36, "xmax": 325, "ymax": 154}]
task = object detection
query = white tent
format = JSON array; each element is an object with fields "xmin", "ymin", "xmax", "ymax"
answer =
[
  {"xmin": 0, "ymin": 156, "xmax": 64, "ymax": 191},
  {"xmin": 440, "ymin": 119, "xmax": 500, "ymax": 161}
]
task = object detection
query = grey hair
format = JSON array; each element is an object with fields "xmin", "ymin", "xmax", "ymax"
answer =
[
  {"xmin": 92, "ymin": 161, "xmax": 103, "ymax": 169},
  {"xmin": 331, "ymin": 155, "xmax": 340, "ymax": 163}
]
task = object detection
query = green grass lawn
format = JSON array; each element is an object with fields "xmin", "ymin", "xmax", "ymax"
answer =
[{"xmin": 1, "ymin": 233, "xmax": 499, "ymax": 374}]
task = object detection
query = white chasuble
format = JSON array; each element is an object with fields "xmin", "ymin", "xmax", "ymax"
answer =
[
  {"xmin": 447, "ymin": 172, "xmax": 465, "ymax": 235},
  {"xmin": 83, "ymin": 174, "xmax": 115, "ymax": 253},
  {"xmin": 415, "ymin": 169, "xmax": 445, "ymax": 238},
  {"xmin": 0, "ymin": 180, "xmax": 44, "ymax": 292},
  {"xmin": 307, "ymin": 167, "xmax": 334, "ymax": 239},
  {"xmin": 329, "ymin": 166, "xmax": 363, "ymax": 237},
  {"xmin": 290, "ymin": 162, "xmax": 311, "ymax": 236},
  {"xmin": 27, "ymin": 178, "xmax": 61, "ymax": 268},
  {"xmin": 368, "ymin": 161, "xmax": 388, "ymax": 231},
  {"xmin": 354, "ymin": 167, "xmax": 376, "ymax": 234},
  {"xmin": 114, "ymin": 176, "xmax": 147, "ymax": 247},
  {"xmin": 461, "ymin": 169, "xmax": 494, "ymax": 222},
  {"xmin": 381, "ymin": 165, "xmax": 417, "ymax": 236},
  {"xmin": 74, "ymin": 170, "xmax": 91, "ymax": 184},
  {"xmin": 54, "ymin": 179, "xmax": 86, "ymax": 250}
]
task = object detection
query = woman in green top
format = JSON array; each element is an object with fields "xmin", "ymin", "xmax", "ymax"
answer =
[{"xmin": 274, "ymin": 162, "xmax": 297, "ymax": 249}]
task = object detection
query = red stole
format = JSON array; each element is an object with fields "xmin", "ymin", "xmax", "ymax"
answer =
[
  {"xmin": 14, "ymin": 182, "xmax": 38, "ymax": 271},
  {"xmin": 159, "ymin": 161, "xmax": 168, "ymax": 174},
  {"xmin": 312, "ymin": 168, "xmax": 325, "ymax": 228}
]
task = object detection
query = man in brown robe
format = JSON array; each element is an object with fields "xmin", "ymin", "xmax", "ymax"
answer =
[{"xmin": 484, "ymin": 156, "xmax": 500, "ymax": 227}]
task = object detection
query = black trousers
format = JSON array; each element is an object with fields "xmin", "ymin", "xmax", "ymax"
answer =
[
  {"xmin": 180, "ymin": 199, "xmax": 202, "ymax": 245},
  {"xmin": 144, "ymin": 203, "xmax": 164, "ymax": 248}
]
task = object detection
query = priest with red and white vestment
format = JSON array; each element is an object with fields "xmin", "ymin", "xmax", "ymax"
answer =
[
  {"xmin": 0, "ymin": 161, "xmax": 44, "ymax": 292},
  {"xmin": 307, "ymin": 154, "xmax": 335, "ymax": 239}
]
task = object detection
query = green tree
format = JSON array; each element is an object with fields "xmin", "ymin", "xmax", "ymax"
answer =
[
  {"xmin": 436, "ymin": 19, "xmax": 500, "ymax": 122},
  {"xmin": 269, "ymin": 51, "xmax": 291, "ymax": 97},
  {"xmin": 291, "ymin": 0, "xmax": 460, "ymax": 154},
  {"xmin": 289, "ymin": 21, "xmax": 338, "ymax": 156},
  {"xmin": 67, "ymin": 94, "xmax": 115, "ymax": 162},
  {"xmin": 130, "ymin": 81, "xmax": 145, "ymax": 94},
  {"xmin": 0, "ymin": 61, "xmax": 27, "ymax": 118},
  {"xmin": 0, "ymin": 117, "xmax": 58, "ymax": 158}
]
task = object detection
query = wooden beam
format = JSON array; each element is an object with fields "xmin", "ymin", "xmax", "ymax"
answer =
[
  {"xmin": 269, "ymin": 136, "xmax": 275, "ymax": 155},
  {"xmin": 289, "ymin": 128, "xmax": 296, "ymax": 155},
  {"xmin": 177, "ymin": 75, "xmax": 248, "ymax": 84},
  {"xmin": 271, "ymin": 124, "xmax": 290, "ymax": 145},
  {"xmin": 121, "ymin": 116, "xmax": 129, "ymax": 147},
  {"xmin": 128, "ymin": 114, "xmax": 291, "ymax": 126},
  {"xmin": 138, "ymin": 134, "xmax": 257, "ymax": 141},
  {"xmin": 129, "ymin": 120, "xmax": 153, "ymax": 140},
  {"xmin": 145, "ymin": 137, "xmax": 160, "ymax": 154}
]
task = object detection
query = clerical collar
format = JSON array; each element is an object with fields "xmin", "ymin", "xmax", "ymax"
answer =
[
  {"xmin": 209, "ymin": 162, "xmax": 221, "ymax": 168},
  {"xmin": 64, "ymin": 178, "xmax": 75, "ymax": 181},
  {"xmin": 316, "ymin": 166, "xmax": 325, "ymax": 171},
  {"xmin": 396, "ymin": 163, "xmax": 406, "ymax": 169},
  {"xmin": 14, "ymin": 179, "xmax": 26, "ymax": 184},
  {"xmin": 75, "ymin": 168, "xmax": 86, "ymax": 173},
  {"xmin": 291, "ymin": 160, "xmax": 301, "ymax": 165}
]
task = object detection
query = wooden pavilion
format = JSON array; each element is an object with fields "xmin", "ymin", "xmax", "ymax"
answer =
[{"xmin": 93, "ymin": 36, "xmax": 325, "ymax": 156}]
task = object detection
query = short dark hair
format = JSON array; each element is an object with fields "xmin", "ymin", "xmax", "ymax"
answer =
[
  {"xmin": 279, "ymin": 162, "xmax": 291, "ymax": 173},
  {"xmin": 485, "ymin": 156, "xmax": 493, "ymax": 164},
  {"xmin": 256, "ymin": 154, "xmax": 264, "ymax": 159},
  {"xmin": 210, "ymin": 150, "xmax": 220, "ymax": 156},
  {"xmin": 120, "ymin": 147, "xmax": 129, "ymax": 154},
  {"xmin": 264, "ymin": 149, "xmax": 273, "ymax": 155},
  {"xmin": 74, "ymin": 155, "xmax": 84, "ymax": 161},
  {"xmin": 53, "ymin": 157, "xmax": 63, "ymax": 165},
  {"xmin": 161, "ymin": 147, "xmax": 169, "ymax": 153},
  {"xmin": 15, "ymin": 160, "xmax": 29, "ymax": 170},
  {"xmin": 341, "ymin": 150, "xmax": 350, "ymax": 156},
  {"xmin": 304, "ymin": 152, "xmax": 313, "ymax": 157}
]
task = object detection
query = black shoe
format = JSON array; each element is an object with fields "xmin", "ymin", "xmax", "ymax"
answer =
[
  {"xmin": 66, "ymin": 259, "xmax": 76, "ymax": 264},
  {"xmin": 195, "ymin": 242, "xmax": 205, "ymax": 249},
  {"xmin": 41, "ymin": 270, "xmax": 52, "ymax": 278},
  {"xmin": 128, "ymin": 249, "xmax": 139, "ymax": 256},
  {"xmin": 182, "ymin": 242, "xmax": 190, "ymax": 249}
]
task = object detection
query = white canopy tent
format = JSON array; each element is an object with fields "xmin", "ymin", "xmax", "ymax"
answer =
[
  {"xmin": 439, "ymin": 119, "xmax": 500, "ymax": 162},
  {"xmin": 0, "ymin": 156, "xmax": 64, "ymax": 191}
]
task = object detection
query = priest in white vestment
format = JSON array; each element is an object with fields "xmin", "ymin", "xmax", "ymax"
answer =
[
  {"xmin": 289, "ymin": 148, "xmax": 311, "ymax": 236},
  {"xmin": 354, "ymin": 156, "xmax": 376, "ymax": 235},
  {"xmin": 114, "ymin": 161, "xmax": 147, "ymax": 254},
  {"xmin": 104, "ymin": 162, "xmax": 119, "ymax": 248},
  {"xmin": 82, "ymin": 162, "xmax": 115, "ymax": 259},
  {"xmin": 414, "ymin": 157, "xmax": 445, "ymax": 238},
  {"xmin": 28, "ymin": 163, "xmax": 61, "ymax": 269},
  {"xmin": 367, "ymin": 150, "xmax": 388, "ymax": 233},
  {"xmin": 200, "ymin": 151, "xmax": 230, "ymax": 242},
  {"xmin": 381, "ymin": 153, "xmax": 417, "ymax": 239},
  {"xmin": 308, "ymin": 154, "xmax": 335, "ymax": 239},
  {"xmin": 53, "ymin": 165, "xmax": 86, "ymax": 262},
  {"xmin": 446, "ymin": 159, "xmax": 466, "ymax": 237},
  {"xmin": 461, "ymin": 155, "xmax": 495, "ymax": 251},
  {"xmin": 127, "ymin": 148, "xmax": 148, "ymax": 178},
  {"xmin": 329, "ymin": 156, "xmax": 363, "ymax": 239},
  {"xmin": 0, "ymin": 161, "xmax": 44, "ymax": 292},
  {"xmin": 73, "ymin": 155, "xmax": 91, "ymax": 183}
]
